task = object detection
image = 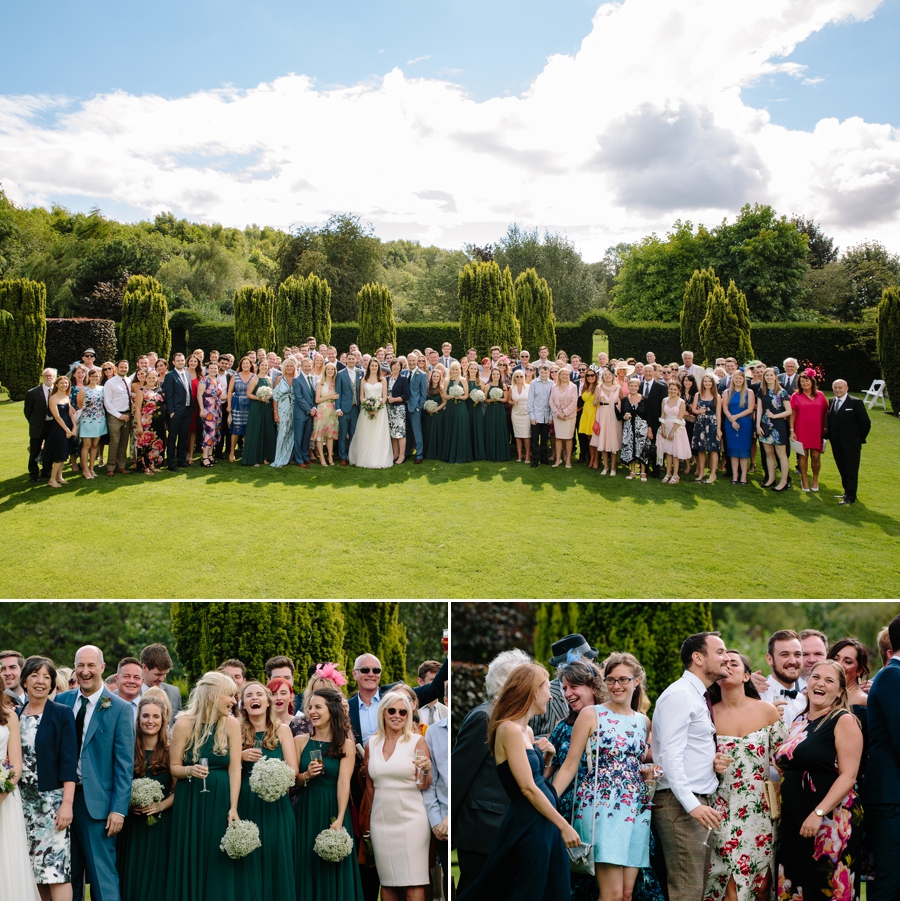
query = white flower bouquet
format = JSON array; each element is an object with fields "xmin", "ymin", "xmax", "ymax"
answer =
[
  {"xmin": 249, "ymin": 756, "xmax": 295, "ymax": 802},
  {"xmin": 130, "ymin": 777, "xmax": 165, "ymax": 825},
  {"xmin": 361, "ymin": 397, "xmax": 384, "ymax": 419},
  {"xmin": 469, "ymin": 388, "xmax": 485, "ymax": 405},
  {"xmin": 448, "ymin": 385, "xmax": 465, "ymax": 403},
  {"xmin": 423, "ymin": 399, "xmax": 439, "ymax": 414},
  {"xmin": 220, "ymin": 819, "xmax": 261, "ymax": 859},
  {"xmin": 314, "ymin": 825, "xmax": 355, "ymax": 862},
  {"xmin": 256, "ymin": 386, "xmax": 273, "ymax": 403},
  {"xmin": 0, "ymin": 760, "xmax": 16, "ymax": 794},
  {"xmin": 488, "ymin": 387, "xmax": 504, "ymax": 401}
]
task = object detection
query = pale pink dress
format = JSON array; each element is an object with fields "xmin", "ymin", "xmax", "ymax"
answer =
[
  {"xmin": 591, "ymin": 384, "xmax": 623, "ymax": 451},
  {"xmin": 550, "ymin": 382, "xmax": 578, "ymax": 439}
]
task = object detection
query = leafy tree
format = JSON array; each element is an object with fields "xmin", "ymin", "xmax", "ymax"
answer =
[
  {"xmin": 378, "ymin": 241, "xmax": 468, "ymax": 321},
  {"xmin": 791, "ymin": 216, "xmax": 838, "ymax": 269},
  {"xmin": 699, "ymin": 282, "xmax": 741, "ymax": 366},
  {"xmin": 452, "ymin": 602, "xmax": 536, "ymax": 664},
  {"xmin": 841, "ymin": 241, "xmax": 900, "ymax": 321},
  {"xmin": 533, "ymin": 602, "xmax": 580, "ymax": 666},
  {"xmin": 0, "ymin": 278, "xmax": 47, "ymax": 401},
  {"xmin": 119, "ymin": 275, "xmax": 172, "ymax": 363},
  {"xmin": 516, "ymin": 268, "xmax": 556, "ymax": 356},
  {"xmin": 233, "ymin": 286, "xmax": 276, "ymax": 356},
  {"xmin": 342, "ymin": 603, "xmax": 408, "ymax": 693},
  {"xmin": 800, "ymin": 262, "xmax": 856, "ymax": 320},
  {"xmin": 458, "ymin": 261, "xmax": 520, "ymax": 355},
  {"xmin": 71, "ymin": 239, "xmax": 158, "ymax": 315},
  {"xmin": 876, "ymin": 286, "xmax": 900, "ymax": 415},
  {"xmin": 681, "ymin": 267, "xmax": 720, "ymax": 355},
  {"xmin": 595, "ymin": 243, "xmax": 633, "ymax": 297},
  {"xmin": 357, "ymin": 283, "xmax": 397, "ymax": 354}
]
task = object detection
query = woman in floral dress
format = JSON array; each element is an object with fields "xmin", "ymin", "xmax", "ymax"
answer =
[
  {"xmin": 691, "ymin": 374, "xmax": 722, "ymax": 483},
  {"xmin": 313, "ymin": 361, "xmax": 340, "ymax": 465},
  {"xmin": 135, "ymin": 369, "xmax": 166, "ymax": 473},
  {"xmin": 705, "ymin": 651, "xmax": 785, "ymax": 901},
  {"xmin": 774, "ymin": 661, "xmax": 864, "ymax": 901},
  {"xmin": 197, "ymin": 360, "xmax": 224, "ymax": 468},
  {"xmin": 756, "ymin": 367, "xmax": 792, "ymax": 491},
  {"xmin": 77, "ymin": 367, "xmax": 107, "ymax": 478},
  {"xmin": 616, "ymin": 379, "xmax": 650, "ymax": 480}
]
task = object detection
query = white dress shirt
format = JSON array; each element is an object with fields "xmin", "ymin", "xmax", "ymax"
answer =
[
  {"xmin": 103, "ymin": 375, "xmax": 131, "ymax": 416},
  {"xmin": 758, "ymin": 674, "xmax": 806, "ymax": 705},
  {"xmin": 75, "ymin": 686, "xmax": 105, "ymax": 780},
  {"xmin": 651, "ymin": 670, "xmax": 718, "ymax": 813}
]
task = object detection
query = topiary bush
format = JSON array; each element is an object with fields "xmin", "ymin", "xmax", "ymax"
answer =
[
  {"xmin": 0, "ymin": 278, "xmax": 47, "ymax": 400},
  {"xmin": 168, "ymin": 309, "xmax": 204, "ymax": 356},
  {"xmin": 233, "ymin": 286, "xmax": 276, "ymax": 356},
  {"xmin": 120, "ymin": 275, "xmax": 171, "ymax": 364},
  {"xmin": 44, "ymin": 318, "xmax": 116, "ymax": 375},
  {"xmin": 357, "ymin": 283, "xmax": 397, "ymax": 354},
  {"xmin": 876, "ymin": 286, "xmax": 899, "ymax": 413}
]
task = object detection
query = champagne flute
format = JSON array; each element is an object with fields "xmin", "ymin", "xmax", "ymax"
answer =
[
  {"xmin": 441, "ymin": 629, "xmax": 449, "ymax": 655},
  {"xmin": 199, "ymin": 757, "xmax": 209, "ymax": 793},
  {"xmin": 310, "ymin": 748, "xmax": 323, "ymax": 778},
  {"xmin": 414, "ymin": 751, "xmax": 426, "ymax": 786},
  {"xmin": 640, "ymin": 763, "xmax": 663, "ymax": 810}
]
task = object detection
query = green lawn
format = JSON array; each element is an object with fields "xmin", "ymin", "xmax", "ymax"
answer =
[{"xmin": 1, "ymin": 400, "xmax": 897, "ymax": 598}]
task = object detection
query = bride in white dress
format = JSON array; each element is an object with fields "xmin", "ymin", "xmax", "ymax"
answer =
[
  {"xmin": 0, "ymin": 703, "xmax": 42, "ymax": 901},
  {"xmin": 349, "ymin": 358, "xmax": 394, "ymax": 469}
]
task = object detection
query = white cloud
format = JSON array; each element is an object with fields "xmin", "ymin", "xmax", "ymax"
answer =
[
  {"xmin": 407, "ymin": 55, "xmax": 431, "ymax": 65},
  {"xmin": 0, "ymin": 0, "xmax": 896, "ymax": 260},
  {"xmin": 802, "ymin": 76, "xmax": 825, "ymax": 85}
]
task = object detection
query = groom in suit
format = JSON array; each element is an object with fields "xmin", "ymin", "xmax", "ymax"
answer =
[
  {"xmin": 57, "ymin": 645, "xmax": 134, "ymax": 901},
  {"xmin": 864, "ymin": 613, "xmax": 900, "ymax": 901},
  {"xmin": 292, "ymin": 357, "xmax": 318, "ymax": 468},
  {"xmin": 405, "ymin": 352, "xmax": 427, "ymax": 463},
  {"xmin": 23, "ymin": 367, "xmax": 57, "ymax": 481},
  {"xmin": 162, "ymin": 353, "xmax": 192, "ymax": 470},
  {"xmin": 336, "ymin": 351, "xmax": 361, "ymax": 466}
]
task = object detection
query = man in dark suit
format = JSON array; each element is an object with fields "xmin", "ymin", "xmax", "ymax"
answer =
[
  {"xmin": 292, "ymin": 357, "xmax": 318, "ymax": 468},
  {"xmin": 23, "ymin": 368, "xmax": 57, "ymax": 481},
  {"xmin": 778, "ymin": 357, "xmax": 799, "ymax": 393},
  {"xmin": 863, "ymin": 613, "xmax": 900, "ymax": 901},
  {"xmin": 825, "ymin": 379, "xmax": 871, "ymax": 505},
  {"xmin": 405, "ymin": 352, "xmax": 428, "ymax": 463},
  {"xmin": 162, "ymin": 353, "xmax": 192, "ymax": 471},
  {"xmin": 335, "ymin": 352, "xmax": 361, "ymax": 466},
  {"xmin": 638, "ymin": 367, "xmax": 667, "ymax": 478}
]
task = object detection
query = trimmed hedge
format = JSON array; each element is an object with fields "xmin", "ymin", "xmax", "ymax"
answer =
[
  {"xmin": 169, "ymin": 309, "xmax": 204, "ymax": 356},
  {"xmin": 0, "ymin": 278, "xmax": 47, "ymax": 401},
  {"xmin": 45, "ymin": 318, "xmax": 117, "ymax": 375},
  {"xmin": 187, "ymin": 322, "xmax": 235, "ymax": 358}
]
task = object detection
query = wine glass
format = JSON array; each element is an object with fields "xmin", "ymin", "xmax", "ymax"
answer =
[
  {"xmin": 310, "ymin": 749, "xmax": 323, "ymax": 776},
  {"xmin": 199, "ymin": 757, "xmax": 209, "ymax": 793},
  {"xmin": 414, "ymin": 751, "xmax": 426, "ymax": 785},
  {"xmin": 640, "ymin": 763, "xmax": 663, "ymax": 811}
]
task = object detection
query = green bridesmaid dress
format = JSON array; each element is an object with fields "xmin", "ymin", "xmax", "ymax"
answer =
[
  {"xmin": 117, "ymin": 752, "xmax": 172, "ymax": 901},
  {"xmin": 166, "ymin": 731, "xmax": 236, "ymax": 901},
  {"xmin": 234, "ymin": 732, "xmax": 297, "ymax": 900},
  {"xmin": 442, "ymin": 379, "xmax": 473, "ymax": 464},
  {"xmin": 467, "ymin": 380, "xmax": 486, "ymax": 460},
  {"xmin": 242, "ymin": 376, "xmax": 277, "ymax": 465},
  {"xmin": 483, "ymin": 391, "xmax": 511, "ymax": 462},
  {"xmin": 294, "ymin": 738, "xmax": 363, "ymax": 901},
  {"xmin": 424, "ymin": 390, "xmax": 447, "ymax": 460}
]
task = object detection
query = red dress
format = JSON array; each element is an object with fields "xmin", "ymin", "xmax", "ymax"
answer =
[{"xmin": 790, "ymin": 390, "xmax": 827, "ymax": 451}]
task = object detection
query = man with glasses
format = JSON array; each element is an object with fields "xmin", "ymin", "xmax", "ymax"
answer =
[
  {"xmin": 513, "ymin": 349, "xmax": 530, "ymax": 372},
  {"xmin": 69, "ymin": 348, "xmax": 99, "ymax": 380},
  {"xmin": 23, "ymin": 367, "xmax": 58, "ymax": 482}
]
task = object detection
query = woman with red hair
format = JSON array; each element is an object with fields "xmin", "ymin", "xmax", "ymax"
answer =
[{"xmin": 266, "ymin": 677, "xmax": 295, "ymax": 729}]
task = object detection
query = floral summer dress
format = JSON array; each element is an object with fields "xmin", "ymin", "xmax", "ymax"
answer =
[
  {"xmin": 136, "ymin": 388, "xmax": 165, "ymax": 469},
  {"xmin": 312, "ymin": 380, "xmax": 339, "ymax": 442},
  {"xmin": 78, "ymin": 385, "xmax": 108, "ymax": 438},
  {"xmin": 759, "ymin": 389, "xmax": 789, "ymax": 446},
  {"xmin": 691, "ymin": 396, "xmax": 721, "ymax": 452},
  {"xmin": 705, "ymin": 721, "xmax": 788, "ymax": 901},
  {"xmin": 199, "ymin": 377, "xmax": 223, "ymax": 449}
]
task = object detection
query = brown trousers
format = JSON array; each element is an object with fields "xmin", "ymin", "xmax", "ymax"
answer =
[
  {"xmin": 106, "ymin": 413, "xmax": 130, "ymax": 472},
  {"xmin": 651, "ymin": 788, "xmax": 713, "ymax": 901}
]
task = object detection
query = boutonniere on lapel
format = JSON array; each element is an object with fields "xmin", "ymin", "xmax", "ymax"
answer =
[{"xmin": 99, "ymin": 696, "xmax": 112, "ymax": 710}]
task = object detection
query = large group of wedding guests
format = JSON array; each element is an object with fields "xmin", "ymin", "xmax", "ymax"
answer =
[
  {"xmin": 0, "ymin": 640, "xmax": 449, "ymax": 901},
  {"xmin": 23, "ymin": 340, "xmax": 871, "ymax": 503},
  {"xmin": 452, "ymin": 614, "xmax": 900, "ymax": 901}
]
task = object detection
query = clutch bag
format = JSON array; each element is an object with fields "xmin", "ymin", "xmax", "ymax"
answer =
[
  {"xmin": 567, "ymin": 841, "xmax": 595, "ymax": 876},
  {"xmin": 763, "ymin": 780, "xmax": 781, "ymax": 819}
]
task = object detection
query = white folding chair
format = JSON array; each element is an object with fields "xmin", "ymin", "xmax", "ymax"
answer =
[{"xmin": 862, "ymin": 379, "xmax": 886, "ymax": 411}]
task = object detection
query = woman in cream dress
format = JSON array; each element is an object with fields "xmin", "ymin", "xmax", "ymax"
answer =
[{"xmin": 509, "ymin": 370, "xmax": 531, "ymax": 462}]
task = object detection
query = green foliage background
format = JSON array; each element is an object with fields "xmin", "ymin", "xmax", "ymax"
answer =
[{"xmin": 0, "ymin": 277, "xmax": 47, "ymax": 400}]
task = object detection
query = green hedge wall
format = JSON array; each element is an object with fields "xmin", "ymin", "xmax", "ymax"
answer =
[
  {"xmin": 169, "ymin": 310, "xmax": 205, "ymax": 356},
  {"xmin": 45, "ymin": 318, "xmax": 117, "ymax": 375},
  {"xmin": 187, "ymin": 322, "xmax": 236, "ymax": 358}
]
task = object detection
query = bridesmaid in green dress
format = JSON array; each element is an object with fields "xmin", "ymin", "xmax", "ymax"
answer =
[
  {"xmin": 167, "ymin": 671, "xmax": 242, "ymax": 901},
  {"xmin": 424, "ymin": 369, "xmax": 447, "ymax": 461},
  {"xmin": 465, "ymin": 362, "xmax": 487, "ymax": 460},
  {"xmin": 483, "ymin": 368, "xmax": 511, "ymax": 462},
  {"xmin": 294, "ymin": 687, "xmax": 363, "ymax": 901},
  {"xmin": 242, "ymin": 360, "xmax": 277, "ymax": 466},
  {"xmin": 118, "ymin": 695, "xmax": 175, "ymax": 901},
  {"xmin": 234, "ymin": 682, "xmax": 298, "ymax": 901},
  {"xmin": 441, "ymin": 362, "xmax": 472, "ymax": 464}
]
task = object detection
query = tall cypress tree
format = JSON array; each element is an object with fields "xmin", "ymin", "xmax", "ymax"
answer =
[
  {"xmin": 309, "ymin": 273, "xmax": 332, "ymax": 348},
  {"xmin": 497, "ymin": 265, "xmax": 522, "ymax": 353},
  {"xmin": 0, "ymin": 278, "xmax": 46, "ymax": 401},
  {"xmin": 234, "ymin": 286, "xmax": 276, "ymax": 357},
  {"xmin": 877, "ymin": 286, "xmax": 900, "ymax": 415},
  {"xmin": 516, "ymin": 268, "xmax": 556, "ymax": 356},
  {"xmin": 275, "ymin": 275, "xmax": 313, "ymax": 350},
  {"xmin": 458, "ymin": 261, "xmax": 521, "ymax": 355},
  {"xmin": 120, "ymin": 275, "xmax": 171, "ymax": 365},
  {"xmin": 342, "ymin": 602, "xmax": 408, "ymax": 693},
  {"xmin": 533, "ymin": 602, "xmax": 579, "ymax": 665},
  {"xmin": 357, "ymin": 283, "xmax": 397, "ymax": 354},
  {"xmin": 681, "ymin": 268, "xmax": 720, "ymax": 356},
  {"xmin": 729, "ymin": 280, "xmax": 755, "ymax": 363},
  {"xmin": 699, "ymin": 283, "xmax": 741, "ymax": 366}
]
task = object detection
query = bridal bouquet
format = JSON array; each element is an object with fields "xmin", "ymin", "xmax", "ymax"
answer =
[
  {"xmin": 255, "ymin": 386, "xmax": 273, "ymax": 403},
  {"xmin": 469, "ymin": 388, "xmax": 485, "ymax": 405},
  {"xmin": 220, "ymin": 819, "xmax": 261, "ymax": 859},
  {"xmin": 0, "ymin": 760, "xmax": 15, "ymax": 794},
  {"xmin": 423, "ymin": 400, "xmax": 439, "ymax": 414},
  {"xmin": 488, "ymin": 387, "xmax": 504, "ymax": 401},
  {"xmin": 448, "ymin": 385, "xmax": 465, "ymax": 403},
  {"xmin": 361, "ymin": 397, "xmax": 384, "ymax": 419},
  {"xmin": 313, "ymin": 824, "xmax": 355, "ymax": 862},
  {"xmin": 130, "ymin": 778, "xmax": 165, "ymax": 825},
  {"xmin": 249, "ymin": 756, "xmax": 295, "ymax": 802}
]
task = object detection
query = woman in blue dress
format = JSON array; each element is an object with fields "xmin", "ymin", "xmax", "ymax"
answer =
[
  {"xmin": 458, "ymin": 662, "xmax": 579, "ymax": 901},
  {"xmin": 722, "ymin": 369, "xmax": 755, "ymax": 485},
  {"xmin": 78, "ymin": 368, "xmax": 108, "ymax": 478},
  {"xmin": 690, "ymin": 374, "xmax": 722, "ymax": 483},
  {"xmin": 226, "ymin": 356, "xmax": 255, "ymax": 461},
  {"xmin": 554, "ymin": 653, "xmax": 653, "ymax": 901},
  {"xmin": 755, "ymin": 367, "xmax": 792, "ymax": 491},
  {"xmin": 271, "ymin": 357, "xmax": 296, "ymax": 467}
]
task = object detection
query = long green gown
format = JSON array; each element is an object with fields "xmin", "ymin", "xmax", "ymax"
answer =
[
  {"xmin": 242, "ymin": 377, "xmax": 277, "ymax": 465},
  {"xmin": 483, "ymin": 391, "xmax": 511, "ymax": 461},
  {"xmin": 235, "ymin": 732, "xmax": 297, "ymax": 900},
  {"xmin": 295, "ymin": 738, "xmax": 364, "ymax": 901},
  {"xmin": 424, "ymin": 390, "xmax": 447, "ymax": 460},
  {"xmin": 117, "ymin": 752, "xmax": 172, "ymax": 901},
  {"xmin": 466, "ymin": 380, "xmax": 486, "ymax": 460},
  {"xmin": 166, "ymin": 731, "xmax": 236, "ymax": 901},
  {"xmin": 442, "ymin": 379, "xmax": 473, "ymax": 463}
]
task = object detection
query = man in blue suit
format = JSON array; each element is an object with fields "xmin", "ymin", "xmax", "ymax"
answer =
[
  {"xmin": 57, "ymin": 645, "xmax": 134, "ymax": 901},
  {"xmin": 335, "ymin": 350, "xmax": 361, "ymax": 466},
  {"xmin": 162, "ymin": 352, "xmax": 193, "ymax": 471},
  {"xmin": 292, "ymin": 357, "xmax": 318, "ymax": 468},
  {"xmin": 405, "ymin": 351, "xmax": 428, "ymax": 463},
  {"xmin": 864, "ymin": 613, "xmax": 900, "ymax": 901}
]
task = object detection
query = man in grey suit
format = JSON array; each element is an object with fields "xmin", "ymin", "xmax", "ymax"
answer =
[
  {"xmin": 140, "ymin": 643, "xmax": 182, "ymax": 715},
  {"xmin": 57, "ymin": 645, "xmax": 134, "ymax": 901},
  {"xmin": 406, "ymin": 352, "xmax": 428, "ymax": 463}
]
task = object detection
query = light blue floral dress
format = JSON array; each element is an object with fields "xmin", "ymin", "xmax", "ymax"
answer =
[
  {"xmin": 78, "ymin": 385, "xmax": 108, "ymax": 438},
  {"xmin": 270, "ymin": 376, "xmax": 295, "ymax": 467}
]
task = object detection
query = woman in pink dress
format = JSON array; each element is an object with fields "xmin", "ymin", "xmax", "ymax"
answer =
[
  {"xmin": 549, "ymin": 369, "xmax": 578, "ymax": 468},
  {"xmin": 590, "ymin": 368, "xmax": 623, "ymax": 475},
  {"xmin": 656, "ymin": 380, "xmax": 692, "ymax": 483},
  {"xmin": 788, "ymin": 368, "xmax": 828, "ymax": 492}
]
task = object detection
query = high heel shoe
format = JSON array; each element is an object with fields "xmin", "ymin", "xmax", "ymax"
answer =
[{"xmin": 773, "ymin": 483, "xmax": 789, "ymax": 492}]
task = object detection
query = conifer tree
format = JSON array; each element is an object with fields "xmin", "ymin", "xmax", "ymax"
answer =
[
  {"xmin": 877, "ymin": 286, "xmax": 900, "ymax": 415},
  {"xmin": 699, "ymin": 283, "xmax": 741, "ymax": 365},
  {"xmin": 342, "ymin": 602, "xmax": 408, "ymax": 692},
  {"xmin": 729, "ymin": 280, "xmax": 755, "ymax": 363},
  {"xmin": 516, "ymin": 268, "xmax": 556, "ymax": 357},
  {"xmin": 458, "ymin": 261, "xmax": 521, "ymax": 355},
  {"xmin": 119, "ymin": 275, "xmax": 171, "ymax": 365},
  {"xmin": 0, "ymin": 278, "xmax": 47, "ymax": 401},
  {"xmin": 233, "ymin": 286, "xmax": 276, "ymax": 356},
  {"xmin": 533, "ymin": 602, "xmax": 579, "ymax": 665},
  {"xmin": 275, "ymin": 275, "xmax": 313, "ymax": 350},
  {"xmin": 681, "ymin": 268, "xmax": 720, "ymax": 356},
  {"xmin": 357, "ymin": 283, "xmax": 397, "ymax": 354}
]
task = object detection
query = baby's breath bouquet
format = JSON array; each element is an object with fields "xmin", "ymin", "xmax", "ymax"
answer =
[
  {"xmin": 423, "ymin": 399, "xmax": 439, "ymax": 414},
  {"xmin": 314, "ymin": 824, "xmax": 355, "ymax": 862},
  {"xmin": 249, "ymin": 756, "xmax": 295, "ymax": 802},
  {"xmin": 0, "ymin": 760, "xmax": 16, "ymax": 794},
  {"xmin": 488, "ymin": 387, "xmax": 504, "ymax": 401},
  {"xmin": 220, "ymin": 819, "xmax": 261, "ymax": 859},
  {"xmin": 256, "ymin": 386, "xmax": 273, "ymax": 403},
  {"xmin": 469, "ymin": 388, "xmax": 485, "ymax": 405},
  {"xmin": 448, "ymin": 385, "xmax": 465, "ymax": 403},
  {"xmin": 130, "ymin": 778, "xmax": 165, "ymax": 825}
]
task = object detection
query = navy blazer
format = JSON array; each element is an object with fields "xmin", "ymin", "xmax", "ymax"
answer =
[
  {"xmin": 16, "ymin": 698, "xmax": 78, "ymax": 791},
  {"xmin": 163, "ymin": 368, "xmax": 192, "ymax": 416},
  {"xmin": 387, "ymin": 375, "xmax": 410, "ymax": 403},
  {"xmin": 863, "ymin": 657, "xmax": 900, "ymax": 805}
]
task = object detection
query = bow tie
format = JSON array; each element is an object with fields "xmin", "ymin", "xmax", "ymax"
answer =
[{"xmin": 780, "ymin": 689, "xmax": 799, "ymax": 699}]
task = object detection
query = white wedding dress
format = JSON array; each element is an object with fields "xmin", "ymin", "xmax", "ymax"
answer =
[
  {"xmin": 349, "ymin": 381, "xmax": 394, "ymax": 469},
  {"xmin": 0, "ymin": 723, "xmax": 42, "ymax": 901}
]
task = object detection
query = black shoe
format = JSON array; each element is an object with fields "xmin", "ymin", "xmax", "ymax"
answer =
[
  {"xmin": 839, "ymin": 498, "xmax": 855, "ymax": 505},
  {"xmin": 530, "ymin": 462, "xmax": 540, "ymax": 468},
  {"xmin": 29, "ymin": 476, "xmax": 40, "ymax": 483},
  {"xmin": 773, "ymin": 484, "xmax": 789, "ymax": 492},
  {"xmin": 794, "ymin": 465, "xmax": 801, "ymax": 475},
  {"xmin": 168, "ymin": 465, "xmax": 179, "ymax": 472}
]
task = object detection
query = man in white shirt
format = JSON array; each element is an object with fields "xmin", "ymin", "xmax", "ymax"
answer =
[
  {"xmin": 113, "ymin": 657, "xmax": 143, "ymax": 723},
  {"xmin": 439, "ymin": 342, "xmax": 456, "ymax": 370},
  {"xmin": 651, "ymin": 631, "xmax": 729, "ymax": 901},
  {"xmin": 103, "ymin": 360, "xmax": 132, "ymax": 475},
  {"xmin": 750, "ymin": 629, "xmax": 806, "ymax": 723},
  {"xmin": 416, "ymin": 660, "xmax": 449, "ymax": 726},
  {"xmin": 679, "ymin": 350, "xmax": 706, "ymax": 384}
]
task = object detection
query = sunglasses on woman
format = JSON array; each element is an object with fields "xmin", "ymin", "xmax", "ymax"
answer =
[{"xmin": 386, "ymin": 707, "xmax": 408, "ymax": 717}]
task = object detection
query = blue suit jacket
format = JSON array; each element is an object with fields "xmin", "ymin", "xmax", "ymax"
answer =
[
  {"xmin": 56, "ymin": 687, "xmax": 135, "ymax": 819},
  {"xmin": 335, "ymin": 367, "xmax": 360, "ymax": 414},
  {"xmin": 863, "ymin": 656, "xmax": 900, "ymax": 805},
  {"xmin": 406, "ymin": 369, "xmax": 427, "ymax": 414},
  {"xmin": 16, "ymin": 698, "xmax": 78, "ymax": 791},
  {"xmin": 292, "ymin": 374, "xmax": 317, "ymax": 417},
  {"xmin": 162, "ymin": 368, "xmax": 192, "ymax": 416}
]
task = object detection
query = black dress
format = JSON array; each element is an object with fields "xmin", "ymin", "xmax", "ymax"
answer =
[
  {"xmin": 458, "ymin": 748, "xmax": 571, "ymax": 901},
  {"xmin": 45, "ymin": 402, "xmax": 74, "ymax": 463}
]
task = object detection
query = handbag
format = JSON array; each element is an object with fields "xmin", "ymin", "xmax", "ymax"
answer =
[
  {"xmin": 565, "ymin": 729, "xmax": 600, "ymax": 876},
  {"xmin": 763, "ymin": 780, "xmax": 781, "ymax": 819},
  {"xmin": 789, "ymin": 437, "xmax": 805, "ymax": 456},
  {"xmin": 592, "ymin": 420, "xmax": 600, "ymax": 435}
]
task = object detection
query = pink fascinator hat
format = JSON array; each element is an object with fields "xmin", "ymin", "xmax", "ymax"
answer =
[{"xmin": 315, "ymin": 662, "xmax": 347, "ymax": 687}]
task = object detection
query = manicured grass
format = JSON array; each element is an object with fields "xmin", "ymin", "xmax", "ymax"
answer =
[{"xmin": 1, "ymin": 400, "xmax": 898, "ymax": 598}]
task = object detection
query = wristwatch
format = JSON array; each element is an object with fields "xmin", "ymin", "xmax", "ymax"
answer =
[{"xmin": 815, "ymin": 808, "xmax": 825, "ymax": 817}]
